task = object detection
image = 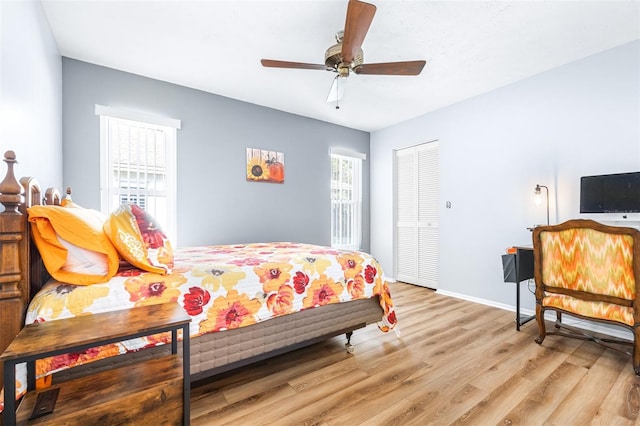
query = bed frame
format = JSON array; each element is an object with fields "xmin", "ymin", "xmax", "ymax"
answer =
[{"xmin": 0, "ymin": 150, "xmax": 384, "ymax": 387}]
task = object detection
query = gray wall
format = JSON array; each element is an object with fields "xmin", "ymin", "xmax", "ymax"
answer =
[
  {"xmin": 371, "ymin": 40, "xmax": 640, "ymax": 313},
  {"xmin": 62, "ymin": 58, "xmax": 370, "ymax": 249},
  {"xmin": 0, "ymin": 1, "xmax": 62, "ymax": 188}
]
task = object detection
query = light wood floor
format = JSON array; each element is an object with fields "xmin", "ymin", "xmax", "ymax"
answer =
[{"xmin": 190, "ymin": 282, "xmax": 640, "ymax": 425}]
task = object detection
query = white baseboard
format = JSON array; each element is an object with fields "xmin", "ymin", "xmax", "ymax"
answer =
[
  {"xmin": 436, "ymin": 289, "xmax": 525, "ymax": 313},
  {"xmin": 435, "ymin": 289, "xmax": 633, "ymax": 340}
]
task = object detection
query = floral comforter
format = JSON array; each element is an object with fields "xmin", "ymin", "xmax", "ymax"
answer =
[{"xmin": 5, "ymin": 242, "xmax": 396, "ymax": 405}]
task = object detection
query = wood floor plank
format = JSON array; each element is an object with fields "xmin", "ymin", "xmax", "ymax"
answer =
[
  {"xmin": 190, "ymin": 382, "xmax": 297, "ymax": 426},
  {"xmin": 219, "ymin": 340, "xmax": 351, "ymax": 404},
  {"xmin": 470, "ymin": 339, "xmax": 573, "ymax": 392},
  {"xmin": 216, "ymin": 365, "xmax": 371, "ymax": 425},
  {"xmin": 449, "ymin": 374, "xmax": 534, "ymax": 425},
  {"xmin": 190, "ymin": 387, "xmax": 228, "ymax": 419},
  {"xmin": 496, "ymin": 361, "xmax": 587, "ymax": 424},
  {"xmin": 287, "ymin": 356, "xmax": 360, "ymax": 392},
  {"xmin": 595, "ymin": 361, "xmax": 640, "ymax": 422},
  {"xmin": 362, "ymin": 397, "xmax": 428, "ymax": 425},
  {"xmin": 403, "ymin": 329, "xmax": 531, "ymax": 424},
  {"xmin": 278, "ymin": 359, "xmax": 431, "ymax": 425},
  {"xmin": 190, "ymin": 282, "xmax": 640, "ymax": 425},
  {"xmin": 563, "ymin": 336, "xmax": 608, "ymax": 369},
  {"xmin": 547, "ymin": 346, "xmax": 630, "ymax": 425}
]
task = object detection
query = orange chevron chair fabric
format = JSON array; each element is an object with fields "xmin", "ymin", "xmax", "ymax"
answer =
[{"xmin": 532, "ymin": 219, "xmax": 640, "ymax": 375}]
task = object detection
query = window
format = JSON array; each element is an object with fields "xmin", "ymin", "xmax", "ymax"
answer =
[
  {"xmin": 119, "ymin": 190, "xmax": 147, "ymax": 210},
  {"xmin": 96, "ymin": 105, "xmax": 180, "ymax": 243},
  {"xmin": 331, "ymin": 149, "xmax": 365, "ymax": 250}
]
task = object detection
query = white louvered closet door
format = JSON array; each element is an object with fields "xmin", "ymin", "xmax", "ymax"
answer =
[{"xmin": 394, "ymin": 141, "xmax": 439, "ymax": 288}]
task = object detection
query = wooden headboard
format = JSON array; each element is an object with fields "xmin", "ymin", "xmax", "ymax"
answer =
[{"xmin": 0, "ymin": 150, "xmax": 59, "ymax": 388}]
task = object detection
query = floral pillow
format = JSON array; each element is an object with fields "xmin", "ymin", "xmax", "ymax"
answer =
[{"xmin": 104, "ymin": 204, "xmax": 174, "ymax": 274}]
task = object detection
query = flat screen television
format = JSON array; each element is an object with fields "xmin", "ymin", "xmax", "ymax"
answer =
[{"xmin": 580, "ymin": 172, "xmax": 640, "ymax": 213}]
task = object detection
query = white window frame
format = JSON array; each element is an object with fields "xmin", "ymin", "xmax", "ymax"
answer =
[
  {"xmin": 330, "ymin": 148, "xmax": 366, "ymax": 250},
  {"xmin": 96, "ymin": 105, "xmax": 180, "ymax": 244}
]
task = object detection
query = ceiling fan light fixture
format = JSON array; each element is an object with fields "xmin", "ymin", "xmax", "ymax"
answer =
[{"xmin": 327, "ymin": 75, "xmax": 346, "ymax": 104}]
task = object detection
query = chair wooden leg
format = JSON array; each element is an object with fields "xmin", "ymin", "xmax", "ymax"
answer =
[
  {"xmin": 634, "ymin": 327, "xmax": 640, "ymax": 376},
  {"xmin": 534, "ymin": 304, "xmax": 546, "ymax": 344},
  {"xmin": 554, "ymin": 311, "xmax": 562, "ymax": 328}
]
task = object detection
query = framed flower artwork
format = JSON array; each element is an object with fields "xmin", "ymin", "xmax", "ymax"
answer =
[{"xmin": 246, "ymin": 148, "xmax": 285, "ymax": 183}]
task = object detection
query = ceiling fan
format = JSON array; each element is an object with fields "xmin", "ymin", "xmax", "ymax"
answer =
[{"xmin": 260, "ymin": 0, "xmax": 426, "ymax": 106}]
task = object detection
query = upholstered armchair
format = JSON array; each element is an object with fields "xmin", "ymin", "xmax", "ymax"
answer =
[{"xmin": 532, "ymin": 219, "xmax": 640, "ymax": 375}]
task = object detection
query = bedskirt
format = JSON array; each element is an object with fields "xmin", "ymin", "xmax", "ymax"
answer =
[{"xmin": 48, "ymin": 296, "xmax": 383, "ymax": 384}]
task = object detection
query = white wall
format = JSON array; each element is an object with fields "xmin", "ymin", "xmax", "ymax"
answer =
[
  {"xmin": 371, "ymin": 40, "xmax": 640, "ymax": 312},
  {"xmin": 0, "ymin": 0, "xmax": 62, "ymax": 188}
]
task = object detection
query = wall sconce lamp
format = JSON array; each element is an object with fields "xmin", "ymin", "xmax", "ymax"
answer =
[{"xmin": 534, "ymin": 184, "xmax": 549, "ymax": 225}]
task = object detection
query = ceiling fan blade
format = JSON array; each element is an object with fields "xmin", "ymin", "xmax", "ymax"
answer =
[
  {"xmin": 354, "ymin": 60, "xmax": 426, "ymax": 76},
  {"xmin": 341, "ymin": 0, "xmax": 376, "ymax": 64},
  {"xmin": 261, "ymin": 59, "xmax": 328, "ymax": 71},
  {"xmin": 327, "ymin": 76, "xmax": 347, "ymax": 103}
]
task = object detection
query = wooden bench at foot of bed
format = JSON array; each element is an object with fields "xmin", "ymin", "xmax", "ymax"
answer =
[{"xmin": 2, "ymin": 303, "xmax": 191, "ymax": 425}]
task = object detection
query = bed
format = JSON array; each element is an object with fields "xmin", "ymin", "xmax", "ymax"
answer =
[{"xmin": 0, "ymin": 150, "xmax": 397, "ymax": 409}]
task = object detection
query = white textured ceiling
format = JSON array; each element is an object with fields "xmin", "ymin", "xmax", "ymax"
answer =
[{"xmin": 41, "ymin": 0, "xmax": 640, "ymax": 132}]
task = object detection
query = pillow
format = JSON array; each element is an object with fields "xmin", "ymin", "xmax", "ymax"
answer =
[
  {"xmin": 58, "ymin": 237, "xmax": 110, "ymax": 276},
  {"xmin": 27, "ymin": 204, "xmax": 120, "ymax": 285},
  {"xmin": 104, "ymin": 204, "xmax": 173, "ymax": 274}
]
